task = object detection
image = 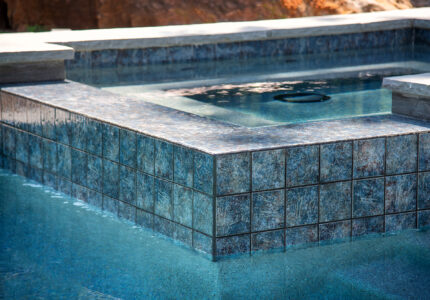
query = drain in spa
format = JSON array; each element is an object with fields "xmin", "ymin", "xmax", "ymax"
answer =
[{"xmin": 273, "ymin": 92, "xmax": 331, "ymax": 103}]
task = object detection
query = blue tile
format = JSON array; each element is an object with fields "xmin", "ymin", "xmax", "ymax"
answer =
[
  {"xmin": 2, "ymin": 156, "xmax": 15, "ymax": 172},
  {"xmin": 352, "ymin": 216, "xmax": 384, "ymax": 237},
  {"xmin": 103, "ymin": 195, "xmax": 118, "ymax": 215},
  {"xmin": 251, "ymin": 230, "xmax": 284, "ymax": 252},
  {"xmin": 215, "ymin": 42, "xmax": 241, "ymax": 60},
  {"xmin": 174, "ymin": 146, "xmax": 193, "ymax": 188},
  {"xmin": 43, "ymin": 171, "xmax": 57, "ymax": 190},
  {"xmin": 320, "ymin": 142, "xmax": 352, "ymax": 182},
  {"xmin": 86, "ymin": 119, "xmax": 102, "ymax": 156},
  {"xmin": 193, "ymin": 231, "xmax": 213, "ymax": 254},
  {"xmin": 167, "ymin": 45, "xmax": 194, "ymax": 63},
  {"xmin": 418, "ymin": 210, "xmax": 430, "ymax": 228},
  {"xmin": 194, "ymin": 152, "xmax": 214, "ymax": 195},
  {"xmin": 28, "ymin": 134, "xmax": 43, "ymax": 169},
  {"xmin": 2, "ymin": 126, "xmax": 15, "ymax": 158},
  {"xmin": 119, "ymin": 165, "xmax": 136, "ymax": 205},
  {"xmin": 117, "ymin": 48, "xmax": 143, "ymax": 66},
  {"xmin": 103, "ymin": 160, "xmax": 119, "ymax": 199},
  {"xmin": 319, "ymin": 220, "xmax": 351, "ymax": 242},
  {"xmin": 155, "ymin": 140, "xmax": 173, "ymax": 180},
  {"xmin": 385, "ymin": 174, "xmax": 417, "ymax": 213},
  {"xmin": 57, "ymin": 177, "xmax": 72, "ymax": 196},
  {"xmin": 43, "ymin": 140, "xmax": 57, "ymax": 174},
  {"xmin": 353, "ymin": 178, "xmax": 384, "ymax": 218},
  {"xmin": 118, "ymin": 201, "xmax": 136, "ymax": 222},
  {"xmin": 102, "ymin": 124, "xmax": 119, "ymax": 162},
  {"xmin": 27, "ymin": 101, "xmax": 42, "ymax": 136},
  {"xmin": 71, "ymin": 149, "xmax": 87, "ymax": 186},
  {"xmin": 173, "ymin": 185, "xmax": 193, "ymax": 227},
  {"xmin": 57, "ymin": 144, "xmax": 71, "ymax": 180},
  {"xmin": 55, "ymin": 109, "xmax": 72, "ymax": 145},
  {"xmin": 386, "ymin": 134, "xmax": 417, "ymax": 175},
  {"xmin": 120, "ymin": 129, "xmax": 136, "ymax": 169},
  {"xmin": 70, "ymin": 113, "xmax": 87, "ymax": 151},
  {"xmin": 285, "ymin": 225, "xmax": 318, "ymax": 247},
  {"xmin": 15, "ymin": 161, "xmax": 28, "ymax": 177},
  {"xmin": 286, "ymin": 186, "xmax": 318, "ymax": 226},
  {"xmin": 143, "ymin": 47, "xmax": 168, "ymax": 64},
  {"xmin": 353, "ymin": 138, "xmax": 385, "ymax": 178},
  {"xmin": 136, "ymin": 134, "xmax": 154, "ymax": 175},
  {"xmin": 252, "ymin": 190, "xmax": 284, "ymax": 231},
  {"xmin": 418, "ymin": 172, "xmax": 430, "ymax": 210},
  {"xmin": 252, "ymin": 149, "xmax": 285, "ymax": 191},
  {"xmin": 154, "ymin": 216, "xmax": 174, "ymax": 238},
  {"xmin": 193, "ymin": 44, "xmax": 216, "ymax": 61},
  {"xmin": 385, "ymin": 212, "xmax": 416, "ymax": 232},
  {"xmin": 40, "ymin": 105, "xmax": 56, "ymax": 140},
  {"xmin": 174, "ymin": 224, "xmax": 193, "ymax": 247},
  {"xmin": 286, "ymin": 145, "xmax": 319, "ymax": 187},
  {"xmin": 136, "ymin": 209, "xmax": 153, "ymax": 229},
  {"xmin": 15, "ymin": 131, "xmax": 28, "ymax": 163},
  {"xmin": 216, "ymin": 153, "xmax": 250, "ymax": 196},
  {"xmin": 72, "ymin": 184, "xmax": 88, "ymax": 202},
  {"xmin": 193, "ymin": 191, "xmax": 213, "ymax": 236},
  {"xmin": 216, "ymin": 194, "xmax": 250, "ymax": 236},
  {"xmin": 28, "ymin": 166, "xmax": 43, "ymax": 183},
  {"xmin": 419, "ymin": 133, "xmax": 430, "ymax": 171},
  {"xmin": 136, "ymin": 172, "xmax": 154, "ymax": 211},
  {"xmin": 87, "ymin": 155, "xmax": 102, "ymax": 192},
  {"xmin": 87, "ymin": 190, "xmax": 103, "ymax": 209},
  {"xmin": 320, "ymin": 182, "xmax": 351, "ymax": 222},
  {"xmin": 216, "ymin": 235, "xmax": 250, "ymax": 257},
  {"xmin": 154, "ymin": 178, "xmax": 173, "ymax": 219}
]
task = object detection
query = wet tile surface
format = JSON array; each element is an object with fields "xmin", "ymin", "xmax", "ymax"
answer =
[
  {"xmin": 320, "ymin": 182, "xmax": 351, "ymax": 222},
  {"xmin": 320, "ymin": 142, "xmax": 352, "ymax": 182},
  {"xmin": 193, "ymin": 191, "xmax": 213, "ymax": 236},
  {"xmin": 216, "ymin": 194, "xmax": 250, "ymax": 236},
  {"xmin": 285, "ymin": 225, "xmax": 318, "ymax": 247},
  {"xmin": 286, "ymin": 145, "xmax": 319, "ymax": 187},
  {"xmin": 286, "ymin": 186, "xmax": 318, "ymax": 226},
  {"xmin": 319, "ymin": 220, "xmax": 351, "ymax": 241},
  {"xmin": 252, "ymin": 149, "xmax": 285, "ymax": 191},
  {"xmin": 352, "ymin": 216, "xmax": 384, "ymax": 237},
  {"xmin": 420, "ymin": 133, "xmax": 430, "ymax": 171},
  {"xmin": 386, "ymin": 134, "xmax": 417, "ymax": 175},
  {"xmin": 352, "ymin": 178, "xmax": 385, "ymax": 218},
  {"xmin": 385, "ymin": 174, "xmax": 417, "ymax": 213},
  {"xmin": 353, "ymin": 138, "xmax": 385, "ymax": 178},
  {"xmin": 251, "ymin": 230, "xmax": 284, "ymax": 251},
  {"xmin": 418, "ymin": 172, "xmax": 430, "ymax": 209},
  {"xmin": 216, "ymin": 153, "xmax": 250, "ymax": 196},
  {"xmin": 252, "ymin": 190, "xmax": 284, "ymax": 231}
]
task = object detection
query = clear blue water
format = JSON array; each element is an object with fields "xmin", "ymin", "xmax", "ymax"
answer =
[{"xmin": 2, "ymin": 169, "xmax": 430, "ymax": 299}]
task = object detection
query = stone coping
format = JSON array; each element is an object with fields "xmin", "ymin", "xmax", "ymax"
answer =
[
  {"xmin": 383, "ymin": 73, "xmax": 430, "ymax": 98},
  {"xmin": 1, "ymin": 8, "xmax": 430, "ymax": 64}
]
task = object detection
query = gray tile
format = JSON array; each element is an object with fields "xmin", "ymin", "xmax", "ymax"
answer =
[
  {"xmin": 385, "ymin": 174, "xmax": 417, "ymax": 213},
  {"xmin": 251, "ymin": 230, "xmax": 284, "ymax": 252},
  {"xmin": 420, "ymin": 133, "xmax": 430, "ymax": 171},
  {"xmin": 193, "ymin": 191, "xmax": 213, "ymax": 236},
  {"xmin": 286, "ymin": 186, "xmax": 318, "ymax": 226},
  {"xmin": 320, "ymin": 182, "xmax": 351, "ymax": 222},
  {"xmin": 194, "ymin": 151, "xmax": 214, "ymax": 195},
  {"xmin": 216, "ymin": 235, "xmax": 250, "ymax": 257},
  {"xmin": 286, "ymin": 145, "xmax": 319, "ymax": 187},
  {"xmin": 40, "ymin": 104, "xmax": 55, "ymax": 140},
  {"xmin": 174, "ymin": 146, "xmax": 193, "ymax": 188},
  {"xmin": 154, "ymin": 178, "xmax": 173, "ymax": 220},
  {"xmin": 173, "ymin": 184, "xmax": 193, "ymax": 227},
  {"xmin": 285, "ymin": 225, "xmax": 318, "ymax": 247},
  {"xmin": 155, "ymin": 140, "xmax": 173, "ymax": 180},
  {"xmin": 386, "ymin": 134, "xmax": 417, "ymax": 175},
  {"xmin": 418, "ymin": 172, "xmax": 430, "ymax": 209},
  {"xmin": 320, "ymin": 142, "xmax": 352, "ymax": 182},
  {"xmin": 136, "ymin": 172, "xmax": 154, "ymax": 212},
  {"xmin": 319, "ymin": 220, "xmax": 351, "ymax": 242},
  {"xmin": 216, "ymin": 153, "xmax": 250, "ymax": 196},
  {"xmin": 353, "ymin": 138, "xmax": 385, "ymax": 178},
  {"xmin": 27, "ymin": 101, "xmax": 42, "ymax": 136},
  {"xmin": 385, "ymin": 212, "xmax": 416, "ymax": 232},
  {"xmin": 352, "ymin": 216, "xmax": 384, "ymax": 237},
  {"xmin": 216, "ymin": 194, "xmax": 250, "ymax": 236},
  {"xmin": 252, "ymin": 149, "xmax": 285, "ymax": 191},
  {"xmin": 137, "ymin": 134, "xmax": 154, "ymax": 175},
  {"xmin": 353, "ymin": 178, "xmax": 384, "ymax": 218},
  {"xmin": 252, "ymin": 190, "xmax": 284, "ymax": 231}
]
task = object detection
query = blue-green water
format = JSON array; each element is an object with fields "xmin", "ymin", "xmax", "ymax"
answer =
[{"xmin": 1, "ymin": 169, "xmax": 430, "ymax": 299}]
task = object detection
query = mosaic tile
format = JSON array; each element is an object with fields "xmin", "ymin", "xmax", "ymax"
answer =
[
  {"xmin": 216, "ymin": 194, "xmax": 250, "ymax": 236},
  {"xmin": 173, "ymin": 224, "xmax": 193, "ymax": 247},
  {"xmin": 43, "ymin": 139, "xmax": 57, "ymax": 174},
  {"xmin": 320, "ymin": 182, "xmax": 351, "ymax": 222},
  {"xmin": 57, "ymin": 144, "xmax": 71, "ymax": 180},
  {"xmin": 386, "ymin": 134, "xmax": 417, "ymax": 175},
  {"xmin": 216, "ymin": 153, "xmax": 250, "ymax": 196},
  {"xmin": 15, "ymin": 131, "xmax": 28, "ymax": 164},
  {"xmin": 103, "ymin": 159, "xmax": 119, "ymax": 199},
  {"xmin": 353, "ymin": 138, "xmax": 385, "ymax": 178},
  {"xmin": 385, "ymin": 212, "xmax": 416, "ymax": 232},
  {"xmin": 154, "ymin": 216, "xmax": 174, "ymax": 238},
  {"xmin": 154, "ymin": 178, "xmax": 173, "ymax": 220},
  {"xmin": 419, "ymin": 133, "xmax": 430, "ymax": 171},
  {"xmin": 70, "ymin": 113, "xmax": 87, "ymax": 151},
  {"xmin": 352, "ymin": 216, "xmax": 384, "ymax": 237},
  {"xmin": 285, "ymin": 225, "xmax": 318, "ymax": 247},
  {"xmin": 87, "ymin": 190, "xmax": 103, "ymax": 209},
  {"xmin": 57, "ymin": 177, "xmax": 72, "ymax": 196},
  {"xmin": 418, "ymin": 172, "xmax": 430, "ymax": 210},
  {"xmin": 252, "ymin": 190, "xmax": 284, "ymax": 231},
  {"xmin": 27, "ymin": 101, "xmax": 42, "ymax": 136},
  {"xmin": 173, "ymin": 185, "xmax": 193, "ymax": 227},
  {"xmin": 86, "ymin": 119, "xmax": 102, "ymax": 156},
  {"xmin": 71, "ymin": 149, "xmax": 87, "ymax": 186},
  {"xmin": 103, "ymin": 195, "xmax": 118, "ymax": 215},
  {"xmin": 2, "ymin": 126, "xmax": 15, "ymax": 158},
  {"xmin": 102, "ymin": 123, "xmax": 119, "ymax": 162},
  {"xmin": 193, "ymin": 231, "xmax": 212, "ymax": 254},
  {"xmin": 119, "ymin": 165, "xmax": 136, "ymax": 205},
  {"xmin": 118, "ymin": 201, "xmax": 136, "ymax": 222},
  {"xmin": 418, "ymin": 210, "xmax": 430, "ymax": 228},
  {"xmin": 193, "ymin": 191, "xmax": 213, "ymax": 236},
  {"xmin": 87, "ymin": 155, "xmax": 102, "ymax": 192},
  {"xmin": 319, "ymin": 220, "xmax": 351, "ymax": 242},
  {"xmin": 40, "ymin": 104, "xmax": 56, "ymax": 140},
  {"xmin": 136, "ymin": 172, "xmax": 154, "ymax": 212},
  {"xmin": 120, "ymin": 129, "xmax": 136, "ymax": 169},
  {"xmin": 286, "ymin": 186, "xmax": 318, "ymax": 226},
  {"xmin": 320, "ymin": 142, "xmax": 352, "ymax": 182},
  {"xmin": 286, "ymin": 145, "xmax": 319, "ymax": 187},
  {"xmin": 385, "ymin": 174, "xmax": 417, "ymax": 213},
  {"xmin": 72, "ymin": 184, "xmax": 88, "ymax": 202},
  {"xmin": 216, "ymin": 235, "xmax": 250, "ymax": 257},
  {"xmin": 251, "ymin": 230, "xmax": 284, "ymax": 252},
  {"xmin": 352, "ymin": 178, "xmax": 384, "ymax": 218},
  {"xmin": 194, "ymin": 151, "xmax": 214, "ymax": 195},
  {"xmin": 155, "ymin": 140, "xmax": 173, "ymax": 180},
  {"xmin": 136, "ymin": 209, "xmax": 153, "ymax": 229},
  {"xmin": 252, "ymin": 149, "xmax": 285, "ymax": 191},
  {"xmin": 28, "ymin": 134, "xmax": 43, "ymax": 169},
  {"xmin": 55, "ymin": 109, "xmax": 72, "ymax": 145},
  {"xmin": 174, "ymin": 146, "xmax": 193, "ymax": 188},
  {"xmin": 43, "ymin": 171, "xmax": 57, "ymax": 190},
  {"xmin": 28, "ymin": 166, "xmax": 43, "ymax": 183},
  {"xmin": 136, "ymin": 134, "xmax": 154, "ymax": 175}
]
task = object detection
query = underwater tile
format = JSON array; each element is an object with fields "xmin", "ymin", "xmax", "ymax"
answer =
[
  {"xmin": 154, "ymin": 178, "xmax": 173, "ymax": 220},
  {"xmin": 55, "ymin": 109, "xmax": 72, "ymax": 145},
  {"xmin": 173, "ymin": 224, "xmax": 193, "ymax": 247},
  {"xmin": 167, "ymin": 45, "xmax": 194, "ymax": 63},
  {"xmin": 143, "ymin": 47, "xmax": 168, "ymax": 64},
  {"xmin": 386, "ymin": 134, "xmax": 417, "ymax": 175},
  {"xmin": 57, "ymin": 144, "xmax": 71, "ymax": 180},
  {"xmin": 353, "ymin": 138, "xmax": 385, "ymax": 178},
  {"xmin": 70, "ymin": 113, "xmax": 87, "ymax": 151},
  {"xmin": 194, "ymin": 151, "xmax": 214, "ymax": 195},
  {"xmin": 136, "ymin": 133, "xmax": 154, "ymax": 175},
  {"xmin": 119, "ymin": 165, "xmax": 136, "ymax": 205},
  {"xmin": 72, "ymin": 183, "xmax": 88, "ymax": 202},
  {"xmin": 216, "ymin": 193, "xmax": 250, "ymax": 236},
  {"xmin": 154, "ymin": 216, "xmax": 174, "ymax": 238},
  {"xmin": 385, "ymin": 174, "xmax": 417, "ymax": 213},
  {"xmin": 252, "ymin": 149, "xmax": 285, "ymax": 191},
  {"xmin": 320, "ymin": 141, "xmax": 352, "ymax": 182},
  {"xmin": 87, "ymin": 155, "xmax": 102, "ymax": 192},
  {"xmin": 102, "ymin": 159, "xmax": 119, "ymax": 199},
  {"xmin": 118, "ymin": 201, "xmax": 136, "ymax": 222},
  {"xmin": 252, "ymin": 189, "xmax": 284, "ymax": 231},
  {"xmin": 193, "ymin": 231, "xmax": 213, "ymax": 255},
  {"xmin": 418, "ymin": 172, "xmax": 430, "ymax": 209},
  {"xmin": 86, "ymin": 119, "xmax": 102, "ymax": 156},
  {"xmin": 136, "ymin": 209, "xmax": 153, "ymax": 229},
  {"xmin": 215, "ymin": 42, "xmax": 241, "ymax": 60},
  {"xmin": 320, "ymin": 181, "xmax": 351, "ymax": 222},
  {"xmin": 1, "ymin": 156, "xmax": 15, "ymax": 172},
  {"xmin": 102, "ymin": 123, "xmax": 120, "ymax": 162},
  {"xmin": 193, "ymin": 191, "xmax": 213, "ymax": 236},
  {"xmin": 174, "ymin": 145, "xmax": 193, "ymax": 188},
  {"xmin": 418, "ymin": 210, "xmax": 430, "ymax": 228},
  {"xmin": 103, "ymin": 195, "xmax": 118, "ymax": 216},
  {"xmin": 173, "ymin": 184, "xmax": 193, "ymax": 227},
  {"xmin": 419, "ymin": 133, "xmax": 430, "ymax": 171},
  {"xmin": 15, "ymin": 161, "xmax": 28, "ymax": 177},
  {"xmin": 87, "ymin": 190, "xmax": 103, "ymax": 209},
  {"xmin": 43, "ymin": 171, "xmax": 57, "ymax": 190},
  {"xmin": 216, "ymin": 235, "xmax": 250, "ymax": 257},
  {"xmin": 154, "ymin": 139, "xmax": 173, "ymax": 180},
  {"xmin": 319, "ymin": 220, "xmax": 351, "ymax": 242},
  {"xmin": 286, "ymin": 145, "xmax": 319, "ymax": 187},
  {"xmin": 27, "ymin": 101, "xmax": 42, "ymax": 136},
  {"xmin": 2, "ymin": 126, "xmax": 15, "ymax": 158},
  {"xmin": 285, "ymin": 225, "xmax": 318, "ymax": 247},
  {"xmin": 43, "ymin": 140, "xmax": 57, "ymax": 174},
  {"xmin": 120, "ymin": 129, "xmax": 136, "ymax": 169},
  {"xmin": 15, "ymin": 130, "xmax": 28, "ymax": 164},
  {"xmin": 71, "ymin": 149, "xmax": 87, "ymax": 186},
  {"xmin": 57, "ymin": 177, "xmax": 72, "ymax": 196},
  {"xmin": 352, "ymin": 216, "xmax": 384, "ymax": 237},
  {"xmin": 28, "ymin": 134, "xmax": 43, "ymax": 169},
  {"xmin": 136, "ymin": 172, "xmax": 154, "ymax": 212},
  {"xmin": 385, "ymin": 212, "xmax": 416, "ymax": 232},
  {"xmin": 193, "ymin": 44, "xmax": 216, "ymax": 61},
  {"xmin": 352, "ymin": 178, "xmax": 384, "ymax": 218},
  {"xmin": 251, "ymin": 230, "xmax": 284, "ymax": 252},
  {"xmin": 28, "ymin": 166, "xmax": 43, "ymax": 183},
  {"xmin": 286, "ymin": 185, "xmax": 318, "ymax": 227},
  {"xmin": 216, "ymin": 153, "xmax": 251, "ymax": 196},
  {"xmin": 40, "ymin": 105, "xmax": 56, "ymax": 140}
]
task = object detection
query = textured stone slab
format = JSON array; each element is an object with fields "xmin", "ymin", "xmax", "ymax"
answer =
[{"xmin": 383, "ymin": 73, "xmax": 430, "ymax": 98}]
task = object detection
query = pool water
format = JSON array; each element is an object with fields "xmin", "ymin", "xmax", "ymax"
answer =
[{"xmin": 1, "ymin": 169, "xmax": 430, "ymax": 299}]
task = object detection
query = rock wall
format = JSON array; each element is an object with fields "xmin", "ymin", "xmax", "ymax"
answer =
[{"xmin": 1, "ymin": 0, "xmax": 427, "ymax": 31}]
